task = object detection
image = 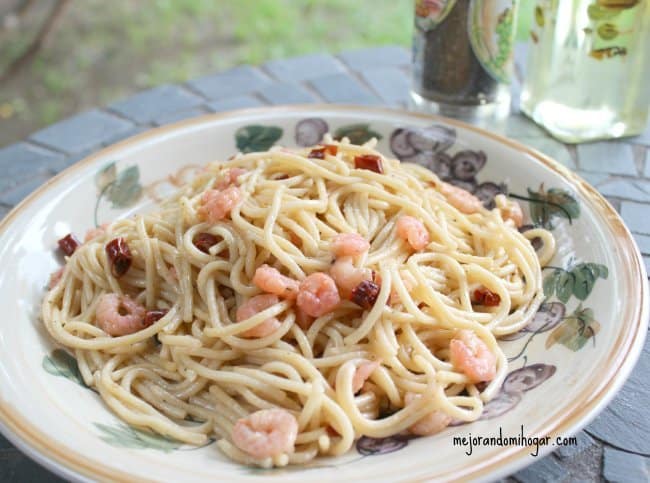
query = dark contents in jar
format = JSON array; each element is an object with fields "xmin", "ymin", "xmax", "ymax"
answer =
[{"xmin": 414, "ymin": 0, "xmax": 500, "ymax": 105}]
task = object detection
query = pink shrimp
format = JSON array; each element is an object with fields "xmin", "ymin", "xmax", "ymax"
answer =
[
  {"xmin": 352, "ymin": 360, "xmax": 381, "ymax": 394},
  {"xmin": 84, "ymin": 223, "xmax": 108, "ymax": 242},
  {"xmin": 48, "ymin": 267, "xmax": 64, "ymax": 289},
  {"xmin": 329, "ymin": 257, "xmax": 373, "ymax": 297},
  {"xmin": 232, "ymin": 408, "xmax": 299, "ymax": 459},
  {"xmin": 396, "ymin": 215, "xmax": 430, "ymax": 250},
  {"xmin": 215, "ymin": 167, "xmax": 247, "ymax": 190},
  {"xmin": 253, "ymin": 265, "xmax": 299, "ymax": 300},
  {"xmin": 294, "ymin": 307, "xmax": 315, "ymax": 331},
  {"xmin": 199, "ymin": 186, "xmax": 242, "ymax": 223},
  {"xmin": 404, "ymin": 392, "xmax": 452, "ymax": 436},
  {"xmin": 440, "ymin": 182, "xmax": 483, "ymax": 214},
  {"xmin": 495, "ymin": 195, "xmax": 524, "ymax": 228},
  {"xmin": 236, "ymin": 294, "xmax": 281, "ymax": 338},
  {"xmin": 331, "ymin": 233, "xmax": 370, "ymax": 257},
  {"xmin": 296, "ymin": 272, "xmax": 340, "ymax": 317},
  {"xmin": 95, "ymin": 293, "xmax": 148, "ymax": 336},
  {"xmin": 449, "ymin": 329, "xmax": 497, "ymax": 383}
]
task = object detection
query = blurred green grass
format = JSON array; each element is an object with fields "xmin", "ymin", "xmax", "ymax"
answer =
[
  {"xmin": 0, "ymin": 0, "xmax": 534, "ymax": 147},
  {"xmin": 0, "ymin": 0, "xmax": 412, "ymax": 145}
]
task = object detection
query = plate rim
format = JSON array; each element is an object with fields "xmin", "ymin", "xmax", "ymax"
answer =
[{"xmin": 0, "ymin": 104, "xmax": 647, "ymax": 482}]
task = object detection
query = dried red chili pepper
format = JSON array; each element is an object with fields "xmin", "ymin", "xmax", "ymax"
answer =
[
  {"xmin": 57, "ymin": 233, "xmax": 80, "ymax": 256},
  {"xmin": 323, "ymin": 144, "xmax": 338, "ymax": 155},
  {"xmin": 105, "ymin": 237, "xmax": 132, "ymax": 278},
  {"xmin": 193, "ymin": 232, "xmax": 220, "ymax": 254},
  {"xmin": 473, "ymin": 287, "xmax": 501, "ymax": 306},
  {"xmin": 308, "ymin": 147, "xmax": 326, "ymax": 159},
  {"xmin": 144, "ymin": 309, "xmax": 168, "ymax": 327},
  {"xmin": 350, "ymin": 280, "xmax": 381, "ymax": 309},
  {"xmin": 354, "ymin": 154, "xmax": 383, "ymax": 173}
]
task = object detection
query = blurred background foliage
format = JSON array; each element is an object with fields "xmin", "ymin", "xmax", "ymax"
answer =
[{"xmin": 0, "ymin": 0, "xmax": 533, "ymax": 147}]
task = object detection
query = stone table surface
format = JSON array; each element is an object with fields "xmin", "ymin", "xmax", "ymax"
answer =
[{"xmin": 0, "ymin": 45, "xmax": 648, "ymax": 482}]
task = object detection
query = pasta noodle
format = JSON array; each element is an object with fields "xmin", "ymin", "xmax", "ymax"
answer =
[{"xmin": 42, "ymin": 136, "xmax": 554, "ymax": 467}]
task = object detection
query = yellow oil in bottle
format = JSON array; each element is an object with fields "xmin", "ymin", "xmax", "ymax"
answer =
[{"xmin": 521, "ymin": 0, "xmax": 650, "ymax": 143}]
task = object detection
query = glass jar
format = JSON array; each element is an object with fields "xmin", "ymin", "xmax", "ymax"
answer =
[
  {"xmin": 410, "ymin": 0, "xmax": 519, "ymax": 120},
  {"xmin": 521, "ymin": 0, "xmax": 650, "ymax": 143}
]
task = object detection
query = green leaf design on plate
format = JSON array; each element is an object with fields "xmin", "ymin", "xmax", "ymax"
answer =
[
  {"xmin": 42, "ymin": 349, "xmax": 86, "ymax": 387},
  {"xmin": 333, "ymin": 123, "xmax": 383, "ymax": 145},
  {"xmin": 543, "ymin": 270, "xmax": 558, "ymax": 297},
  {"xmin": 235, "ymin": 125, "xmax": 283, "ymax": 153},
  {"xmin": 94, "ymin": 423, "xmax": 182, "ymax": 452},
  {"xmin": 572, "ymin": 262, "xmax": 608, "ymax": 300},
  {"xmin": 526, "ymin": 185, "xmax": 580, "ymax": 229},
  {"xmin": 546, "ymin": 304, "xmax": 600, "ymax": 351},
  {"xmin": 95, "ymin": 162, "xmax": 117, "ymax": 190},
  {"xmin": 587, "ymin": 4, "xmax": 621, "ymax": 21},
  {"xmin": 106, "ymin": 165, "xmax": 143, "ymax": 208},
  {"xmin": 555, "ymin": 271, "xmax": 574, "ymax": 303}
]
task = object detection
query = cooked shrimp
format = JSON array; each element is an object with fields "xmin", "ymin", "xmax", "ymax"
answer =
[
  {"xmin": 48, "ymin": 267, "xmax": 64, "ymax": 289},
  {"xmin": 404, "ymin": 392, "xmax": 452, "ymax": 436},
  {"xmin": 232, "ymin": 408, "xmax": 299, "ymax": 459},
  {"xmin": 253, "ymin": 265, "xmax": 299, "ymax": 300},
  {"xmin": 296, "ymin": 272, "xmax": 340, "ymax": 317},
  {"xmin": 329, "ymin": 256, "xmax": 372, "ymax": 297},
  {"xmin": 396, "ymin": 215, "xmax": 430, "ymax": 250},
  {"xmin": 440, "ymin": 182, "xmax": 483, "ymax": 214},
  {"xmin": 236, "ymin": 294, "xmax": 281, "ymax": 338},
  {"xmin": 449, "ymin": 329, "xmax": 497, "ymax": 383},
  {"xmin": 95, "ymin": 293, "xmax": 148, "ymax": 336},
  {"xmin": 84, "ymin": 223, "xmax": 108, "ymax": 242},
  {"xmin": 199, "ymin": 186, "xmax": 242, "ymax": 223},
  {"xmin": 352, "ymin": 360, "xmax": 381, "ymax": 394},
  {"xmin": 495, "ymin": 194, "xmax": 524, "ymax": 227},
  {"xmin": 215, "ymin": 167, "xmax": 247, "ymax": 190},
  {"xmin": 295, "ymin": 307, "xmax": 314, "ymax": 331},
  {"xmin": 331, "ymin": 233, "xmax": 370, "ymax": 257}
]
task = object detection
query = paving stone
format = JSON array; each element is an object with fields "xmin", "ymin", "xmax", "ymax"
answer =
[
  {"xmin": 516, "ymin": 136, "xmax": 576, "ymax": 170},
  {"xmin": 206, "ymin": 96, "xmax": 266, "ymax": 113},
  {"xmin": 153, "ymin": 107, "xmax": 209, "ymax": 126},
  {"xmin": 512, "ymin": 455, "xmax": 567, "ymax": 483},
  {"xmin": 258, "ymin": 82, "xmax": 318, "ymax": 105},
  {"xmin": 0, "ymin": 142, "xmax": 64, "ymax": 192},
  {"xmin": 633, "ymin": 233, "xmax": 650, "ymax": 255},
  {"xmin": 587, "ymin": 335, "xmax": 650, "ymax": 453},
  {"xmin": 99, "ymin": 125, "xmax": 151, "ymax": 148},
  {"xmin": 309, "ymin": 73, "xmax": 381, "ymax": 105},
  {"xmin": 49, "ymin": 147, "xmax": 99, "ymax": 174},
  {"xmin": 29, "ymin": 109, "xmax": 134, "ymax": 154},
  {"xmin": 502, "ymin": 115, "xmax": 548, "ymax": 139},
  {"xmin": 602, "ymin": 447, "xmax": 648, "ymax": 483},
  {"xmin": 0, "ymin": 449, "xmax": 67, "ymax": 483},
  {"xmin": 0, "ymin": 433, "xmax": 12, "ymax": 449},
  {"xmin": 187, "ymin": 65, "xmax": 270, "ymax": 100},
  {"xmin": 630, "ymin": 122, "xmax": 650, "ymax": 147},
  {"xmin": 577, "ymin": 141, "xmax": 637, "ymax": 176},
  {"xmin": 263, "ymin": 53, "xmax": 344, "ymax": 82},
  {"xmin": 644, "ymin": 256, "xmax": 650, "ymax": 276},
  {"xmin": 644, "ymin": 149, "xmax": 650, "ymax": 178},
  {"xmin": 597, "ymin": 179, "xmax": 650, "ymax": 203},
  {"xmin": 359, "ymin": 67, "xmax": 410, "ymax": 104},
  {"xmin": 578, "ymin": 171, "xmax": 610, "ymax": 187},
  {"xmin": 555, "ymin": 431, "xmax": 597, "ymax": 460},
  {"xmin": 0, "ymin": 205, "xmax": 9, "ymax": 221},
  {"xmin": 0, "ymin": 174, "xmax": 52, "ymax": 206},
  {"xmin": 620, "ymin": 201, "xmax": 650, "ymax": 234},
  {"xmin": 109, "ymin": 84, "xmax": 203, "ymax": 124},
  {"xmin": 338, "ymin": 46, "xmax": 410, "ymax": 70}
]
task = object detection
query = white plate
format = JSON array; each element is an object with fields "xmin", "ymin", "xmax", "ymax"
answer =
[{"xmin": 0, "ymin": 106, "xmax": 647, "ymax": 482}]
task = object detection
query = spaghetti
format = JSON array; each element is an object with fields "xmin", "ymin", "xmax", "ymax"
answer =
[{"xmin": 42, "ymin": 136, "xmax": 554, "ymax": 467}]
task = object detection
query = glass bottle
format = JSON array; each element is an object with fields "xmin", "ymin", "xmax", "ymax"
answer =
[
  {"xmin": 410, "ymin": 0, "xmax": 519, "ymax": 121},
  {"xmin": 521, "ymin": 0, "xmax": 650, "ymax": 143}
]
